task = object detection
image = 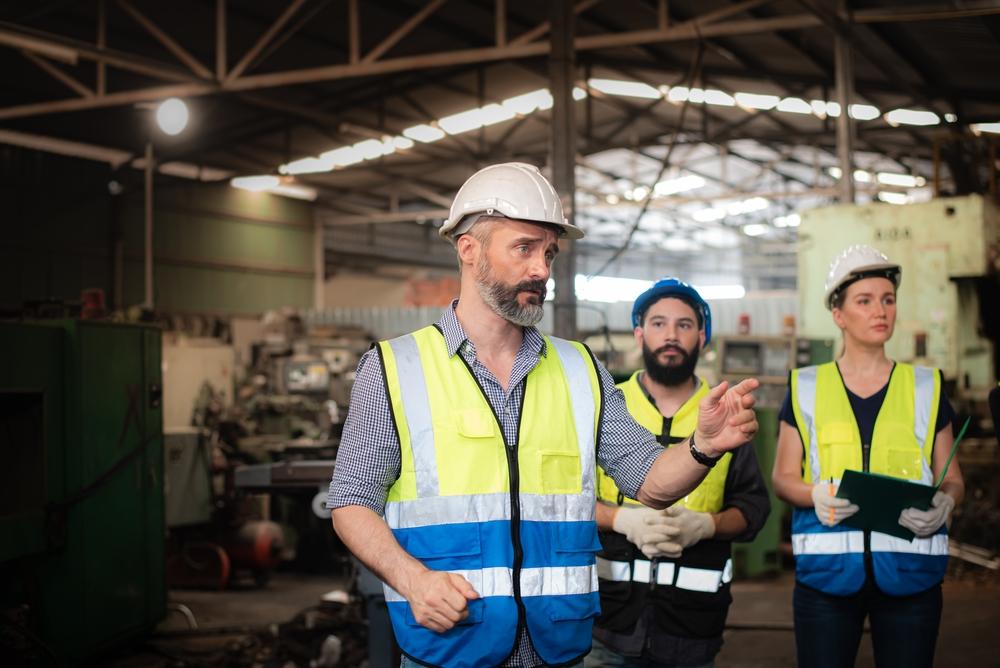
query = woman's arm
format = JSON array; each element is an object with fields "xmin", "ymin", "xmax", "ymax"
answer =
[{"xmin": 772, "ymin": 421, "xmax": 815, "ymax": 508}]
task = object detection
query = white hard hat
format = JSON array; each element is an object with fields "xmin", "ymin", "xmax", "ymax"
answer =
[
  {"xmin": 824, "ymin": 244, "xmax": 901, "ymax": 310},
  {"xmin": 439, "ymin": 162, "xmax": 584, "ymax": 241}
]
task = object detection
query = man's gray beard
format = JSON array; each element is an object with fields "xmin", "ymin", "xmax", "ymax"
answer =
[{"xmin": 475, "ymin": 258, "xmax": 545, "ymax": 327}]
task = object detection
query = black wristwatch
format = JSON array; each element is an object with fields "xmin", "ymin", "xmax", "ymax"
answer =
[{"xmin": 689, "ymin": 434, "xmax": 722, "ymax": 468}]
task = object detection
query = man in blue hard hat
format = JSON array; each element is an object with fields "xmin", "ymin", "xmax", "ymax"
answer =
[{"xmin": 588, "ymin": 278, "xmax": 771, "ymax": 668}]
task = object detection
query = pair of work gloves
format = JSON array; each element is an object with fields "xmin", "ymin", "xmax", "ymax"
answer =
[
  {"xmin": 612, "ymin": 504, "xmax": 715, "ymax": 558},
  {"xmin": 811, "ymin": 484, "xmax": 955, "ymax": 537}
]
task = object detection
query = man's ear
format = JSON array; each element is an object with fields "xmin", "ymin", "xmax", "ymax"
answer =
[{"xmin": 455, "ymin": 234, "xmax": 478, "ymax": 268}]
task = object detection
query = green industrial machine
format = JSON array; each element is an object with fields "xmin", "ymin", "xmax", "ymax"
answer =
[{"xmin": 0, "ymin": 320, "xmax": 165, "ymax": 663}]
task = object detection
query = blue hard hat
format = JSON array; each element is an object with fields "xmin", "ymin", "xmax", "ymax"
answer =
[{"xmin": 631, "ymin": 277, "xmax": 712, "ymax": 344}]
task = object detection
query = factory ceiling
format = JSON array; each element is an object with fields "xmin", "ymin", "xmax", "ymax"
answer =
[{"xmin": 2, "ymin": 0, "xmax": 999, "ymax": 286}]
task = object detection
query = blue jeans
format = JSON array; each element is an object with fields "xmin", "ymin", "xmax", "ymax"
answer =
[
  {"xmin": 584, "ymin": 639, "xmax": 714, "ymax": 668},
  {"xmin": 793, "ymin": 582, "xmax": 942, "ymax": 668},
  {"xmin": 401, "ymin": 657, "xmax": 583, "ymax": 668}
]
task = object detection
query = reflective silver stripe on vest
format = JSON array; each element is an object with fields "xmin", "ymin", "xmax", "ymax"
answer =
[
  {"xmin": 794, "ymin": 366, "xmax": 821, "ymax": 484},
  {"xmin": 870, "ymin": 532, "xmax": 948, "ymax": 556},
  {"xmin": 912, "ymin": 366, "xmax": 936, "ymax": 485},
  {"xmin": 383, "ymin": 566, "xmax": 514, "ymax": 603},
  {"xmin": 548, "ymin": 336, "xmax": 597, "ymax": 500},
  {"xmin": 385, "ymin": 492, "xmax": 597, "ymax": 529},
  {"xmin": 520, "ymin": 565, "xmax": 598, "ymax": 597},
  {"xmin": 387, "ymin": 334, "xmax": 439, "ymax": 499},
  {"xmin": 676, "ymin": 566, "xmax": 724, "ymax": 593},
  {"xmin": 595, "ymin": 557, "xmax": 730, "ymax": 592},
  {"xmin": 792, "ymin": 531, "xmax": 865, "ymax": 555}
]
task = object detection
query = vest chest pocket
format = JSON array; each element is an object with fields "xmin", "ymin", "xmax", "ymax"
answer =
[
  {"xmin": 872, "ymin": 423, "xmax": 924, "ymax": 481},
  {"xmin": 442, "ymin": 409, "xmax": 508, "ymax": 495},
  {"xmin": 816, "ymin": 423, "xmax": 863, "ymax": 479},
  {"xmin": 538, "ymin": 451, "xmax": 582, "ymax": 495}
]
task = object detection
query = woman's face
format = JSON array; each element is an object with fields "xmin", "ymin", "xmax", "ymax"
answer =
[{"xmin": 832, "ymin": 276, "xmax": 897, "ymax": 346}]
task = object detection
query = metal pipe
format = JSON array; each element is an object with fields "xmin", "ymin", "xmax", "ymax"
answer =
[
  {"xmin": 550, "ymin": 0, "xmax": 577, "ymax": 340},
  {"xmin": 144, "ymin": 141, "xmax": 154, "ymax": 309},
  {"xmin": 834, "ymin": 0, "xmax": 856, "ymax": 204}
]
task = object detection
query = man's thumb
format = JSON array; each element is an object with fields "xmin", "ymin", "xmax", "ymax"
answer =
[{"xmin": 450, "ymin": 573, "xmax": 479, "ymax": 599}]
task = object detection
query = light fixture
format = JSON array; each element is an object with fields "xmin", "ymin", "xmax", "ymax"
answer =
[
  {"xmin": 972, "ymin": 122, "xmax": 1000, "ymax": 135},
  {"xmin": 502, "ymin": 89, "xmax": 553, "ymax": 114},
  {"xmin": 231, "ymin": 175, "xmax": 279, "ymax": 192},
  {"xmin": 776, "ymin": 97, "xmax": 812, "ymax": 114},
  {"xmin": 156, "ymin": 98, "xmax": 189, "ymax": 136},
  {"xmin": 877, "ymin": 191, "xmax": 909, "ymax": 205},
  {"xmin": 876, "ymin": 172, "xmax": 925, "ymax": 188},
  {"xmin": 742, "ymin": 223, "xmax": 769, "ymax": 237},
  {"xmin": 402, "ymin": 124, "xmax": 446, "ymax": 143},
  {"xmin": 849, "ymin": 104, "xmax": 881, "ymax": 121},
  {"xmin": 703, "ymin": 89, "xmax": 735, "ymax": 106},
  {"xmin": 654, "ymin": 174, "xmax": 706, "ymax": 196},
  {"xmin": 735, "ymin": 92, "xmax": 780, "ymax": 111},
  {"xmin": 774, "ymin": 213, "xmax": 801, "ymax": 227},
  {"xmin": 885, "ymin": 109, "xmax": 940, "ymax": 127},
  {"xmin": 588, "ymin": 78, "xmax": 661, "ymax": 100}
]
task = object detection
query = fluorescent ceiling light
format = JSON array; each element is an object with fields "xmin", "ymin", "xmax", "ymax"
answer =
[
  {"xmin": 654, "ymin": 174, "xmax": 706, "ymax": 196},
  {"xmin": 502, "ymin": 89, "xmax": 553, "ymax": 114},
  {"xmin": 972, "ymin": 122, "xmax": 1000, "ymax": 135},
  {"xmin": 827, "ymin": 167, "xmax": 872, "ymax": 183},
  {"xmin": 849, "ymin": 104, "xmax": 880, "ymax": 121},
  {"xmin": 944, "ymin": 113, "xmax": 957, "ymax": 123},
  {"xmin": 774, "ymin": 213, "xmax": 801, "ymax": 227},
  {"xmin": 403, "ymin": 124, "xmax": 446, "ymax": 143},
  {"xmin": 735, "ymin": 92, "xmax": 780, "ymax": 110},
  {"xmin": 391, "ymin": 136, "xmax": 414, "ymax": 150},
  {"xmin": 354, "ymin": 138, "xmax": 394, "ymax": 160},
  {"xmin": 877, "ymin": 172, "xmax": 925, "ymax": 188},
  {"xmin": 575, "ymin": 275, "xmax": 652, "ymax": 304},
  {"xmin": 322, "ymin": 146, "xmax": 364, "ymax": 167},
  {"xmin": 231, "ymin": 175, "xmax": 280, "ymax": 192},
  {"xmin": 666, "ymin": 86, "xmax": 690, "ymax": 103},
  {"xmin": 727, "ymin": 196, "xmax": 769, "ymax": 215},
  {"xmin": 885, "ymin": 109, "xmax": 940, "ymax": 126},
  {"xmin": 281, "ymin": 156, "xmax": 333, "ymax": 175},
  {"xmin": 877, "ymin": 191, "xmax": 909, "ymax": 205},
  {"xmin": 630, "ymin": 185, "xmax": 650, "ymax": 200},
  {"xmin": 438, "ymin": 108, "xmax": 485, "ymax": 135},
  {"xmin": 588, "ymin": 78, "xmax": 661, "ymax": 99},
  {"xmin": 811, "ymin": 100, "xmax": 831, "ymax": 117},
  {"xmin": 703, "ymin": 89, "xmax": 735, "ymax": 106},
  {"xmin": 269, "ymin": 184, "xmax": 317, "ymax": 201},
  {"xmin": 776, "ymin": 97, "xmax": 812, "ymax": 114},
  {"xmin": 477, "ymin": 103, "xmax": 517, "ymax": 126},
  {"xmin": 742, "ymin": 223, "xmax": 769, "ymax": 236},
  {"xmin": 573, "ymin": 87, "xmax": 588, "ymax": 100}
]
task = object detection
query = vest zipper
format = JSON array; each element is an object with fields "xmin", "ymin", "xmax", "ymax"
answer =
[{"xmin": 457, "ymin": 353, "xmax": 527, "ymax": 657}]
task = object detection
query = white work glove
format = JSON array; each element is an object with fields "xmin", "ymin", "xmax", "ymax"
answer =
[
  {"xmin": 646, "ymin": 506, "xmax": 716, "ymax": 559},
  {"xmin": 612, "ymin": 505, "xmax": 672, "ymax": 558},
  {"xmin": 899, "ymin": 491, "xmax": 955, "ymax": 538},
  {"xmin": 811, "ymin": 483, "xmax": 860, "ymax": 527}
]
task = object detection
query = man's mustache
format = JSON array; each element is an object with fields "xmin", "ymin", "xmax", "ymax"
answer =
[
  {"xmin": 654, "ymin": 344, "xmax": 688, "ymax": 357},
  {"xmin": 516, "ymin": 280, "xmax": 547, "ymax": 301}
]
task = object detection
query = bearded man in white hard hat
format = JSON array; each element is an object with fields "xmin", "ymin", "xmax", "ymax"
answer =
[{"xmin": 328, "ymin": 162, "xmax": 761, "ymax": 668}]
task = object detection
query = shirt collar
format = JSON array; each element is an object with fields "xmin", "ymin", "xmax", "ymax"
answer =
[{"xmin": 437, "ymin": 299, "xmax": 548, "ymax": 358}]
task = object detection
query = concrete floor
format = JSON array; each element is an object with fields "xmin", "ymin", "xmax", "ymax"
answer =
[{"xmin": 120, "ymin": 570, "xmax": 999, "ymax": 667}]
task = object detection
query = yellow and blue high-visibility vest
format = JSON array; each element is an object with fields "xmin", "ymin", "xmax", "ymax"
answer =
[
  {"xmin": 595, "ymin": 372, "xmax": 735, "ymax": 638},
  {"xmin": 377, "ymin": 325, "xmax": 603, "ymax": 668},
  {"xmin": 789, "ymin": 361, "xmax": 948, "ymax": 597}
]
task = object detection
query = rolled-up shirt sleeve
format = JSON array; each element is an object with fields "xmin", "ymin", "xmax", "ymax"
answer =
[
  {"xmin": 326, "ymin": 348, "xmax": 401, "ymax": 515},
  {"xmin": 593, "ymin": 361, "xmax": 663, "ymax": 501}
]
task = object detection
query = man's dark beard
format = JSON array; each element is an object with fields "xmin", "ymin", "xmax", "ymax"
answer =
[
  {"xmin": 642, "ymin": 341, "xmax": 700, "ymax": 387},
  {"xmin": 474, "ymin": 256, "xmax": 547, "ymax": 326}
]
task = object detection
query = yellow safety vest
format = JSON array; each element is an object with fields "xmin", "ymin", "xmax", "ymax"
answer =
[
  {"xmin": 789, "ymin": 361, "xmax": 947, "ymax": 597},
  {"xmin": 596, "ymin": 371, "xmax": 730, "ymax": 513},
  {"xmin": 378, "ymin": 325, "xmax": 603, "ymax": 668}
]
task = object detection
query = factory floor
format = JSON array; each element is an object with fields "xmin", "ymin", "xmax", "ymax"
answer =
[{"xmin": 112, "ymin": 571, "xmax": 1000, "ymax": 667}]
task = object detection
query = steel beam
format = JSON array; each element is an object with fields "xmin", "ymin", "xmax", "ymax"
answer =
[
  {"xmin": 550, "ymin": 0, "xmax": 577, "ymax": 339},
  {"xmin": 363, "ymin": 0, "xmax": 448, "ymax": 63},
  {"xmin": 117, "ymin": 0, "xmax": 213, "ymax": 79},
  {"xmin": 216, "ymin": 0, "xmax": 226, "ymax": 80},
  {"xmin": 226, "ymin": 0, "xmax": 308, "ymax": 81},
  {"xmin": 22, "ymin": 51, "xmax": 94, "ymax": 97},
  {"xmin": 834, "ymin": 0, "xmax": 857, "ymax": 204}
]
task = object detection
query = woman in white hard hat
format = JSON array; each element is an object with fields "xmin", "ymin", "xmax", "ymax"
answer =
[{"xmin": 772, "ymin": 245, "xmax": 964, "ymax": 668}]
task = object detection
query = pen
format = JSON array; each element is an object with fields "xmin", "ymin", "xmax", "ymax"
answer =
[{"xmin": 828, "ymin": 477, "xmax": 835, "ymax": 525}]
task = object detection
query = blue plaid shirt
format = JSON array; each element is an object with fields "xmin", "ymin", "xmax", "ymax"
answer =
[{"xmin": 328, "ymin": 302, "xmax": 662, "ymax": 667}]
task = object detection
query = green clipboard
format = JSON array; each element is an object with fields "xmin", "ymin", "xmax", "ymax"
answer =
[{"xmin": 834, "ymin": 417, "xmax": 968, "ymax": 541}]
